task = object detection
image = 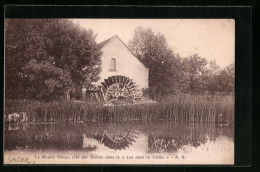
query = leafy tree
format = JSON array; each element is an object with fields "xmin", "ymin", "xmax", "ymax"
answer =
[
  {"xmin": 128, "ymin": 27, "xmax": 234, "ymax": 96},
  {"xmin": 205, "ymin": 59, "xmax": 221, "ymax": 93},
  {"xmin": 181, "ymin": 54, "xmax": 208, "ymax": 94},
  {"xmin": 204, "ymin": 62, "xmax": 234, "ymax": 94},
  {"xmin": 5, "ymin": 19, "xmax": 102, "ymax": 101},
  {"xmin": 128, "ymin": 27, "xmax": 181, "ymax": 98},
  {"xmin": 209, "ymin": 59, "xmax": 220, "ymax": 75},
  {"xmin": 215, "ymin": 63, "xmax": 235, "ymax": 93}
]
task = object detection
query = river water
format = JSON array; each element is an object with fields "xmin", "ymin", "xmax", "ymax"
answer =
[{"xmin": 4, "ymin": 120, "xmax": 234, "ymax": 164}]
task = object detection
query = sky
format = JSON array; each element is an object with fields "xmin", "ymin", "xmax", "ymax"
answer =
[{"xmin": 73, "ymin": 19, "xmax": 235, "ymax": 68}]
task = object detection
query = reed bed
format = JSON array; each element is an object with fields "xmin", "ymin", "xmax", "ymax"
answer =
[{"xmin": 5, "ymin": 95, "xmax": 234, "ymax": 123}]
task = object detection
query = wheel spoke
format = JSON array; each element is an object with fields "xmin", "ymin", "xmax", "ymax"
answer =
[
  {"xmin": 106, "ymin": 98, "xmax": 118, "ymax": 103},
  {"xmin": 121, "ymin": 94, "xmax": 135, "ymax": 97},
  {"xmin": 103, "ymin": 76, "xmax": 140, "ymax": 103}
]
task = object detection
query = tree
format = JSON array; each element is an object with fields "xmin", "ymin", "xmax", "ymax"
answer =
[
  {"xmin": 181, "ymin": 54, "xmax": 208, "ymax": 94},
  {"xmin": 5, "ymin": 19, "xmax": 102, "ymax": 101},
  {"xmin": 203, "ymin": 62, "xmax": 235, "ymax": 94},
  {"xmin": 128, "ymin": 27, "xmax": 181, "ymax": 98},
  {"xmin": 209, "ymin": 59, "xmax": 220, "ymax": 75},
  {"xmin": 205, "ymin": 59, "xmax": 221, "ymax": 93},
  {"xmin": 215, "ymin": 63, "xmax": 235, "ymax": 93}
]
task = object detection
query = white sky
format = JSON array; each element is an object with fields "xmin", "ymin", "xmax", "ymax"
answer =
[{"xmin": 73, "ymin": 19, "xmax": 235, "ymax": 68}]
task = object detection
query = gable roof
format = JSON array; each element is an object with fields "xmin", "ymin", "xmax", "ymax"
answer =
[
  {"xmin": 97, "ymin": 37, "xmax": 114, "ymax": 50},
  {"xmin": 97, "ymin": 35, "xmax": 149, "ymax": 69}
]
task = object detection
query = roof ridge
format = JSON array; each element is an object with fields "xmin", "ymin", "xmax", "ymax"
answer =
[
  {"xmin": 97, "ymin": 35, "xmax": 149, "ymax": 69},
  {"xmin": 97, "ymin": 36, "xmax": 114, "ymax": 49}
]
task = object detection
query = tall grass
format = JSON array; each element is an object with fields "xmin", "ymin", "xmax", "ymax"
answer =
[{"xmin": 5, "ymin": 95, "xmax": 234, "ymax": 123}]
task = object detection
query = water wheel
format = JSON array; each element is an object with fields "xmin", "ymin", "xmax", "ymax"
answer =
[{"xmin": 100, "ymin": 75, "xmax": 141, "ymax": 103}]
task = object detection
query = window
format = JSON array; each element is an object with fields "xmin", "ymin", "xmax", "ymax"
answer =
[{"xmin": 109, "ymin": 58, "xmax": 116, "ymax": 71}]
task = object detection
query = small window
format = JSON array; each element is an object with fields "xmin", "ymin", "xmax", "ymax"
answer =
[{"xmin": 109, "ymin": 58, "xmax": 116, "ymax": 71}]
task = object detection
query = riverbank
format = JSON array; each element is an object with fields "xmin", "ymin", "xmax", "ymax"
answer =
[{"xmin": 5, "ymin": 95, "xmax": 234, "ymax": 123}]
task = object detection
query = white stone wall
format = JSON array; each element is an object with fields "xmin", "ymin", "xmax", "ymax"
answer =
[{"xmin": 95, "ymin": 37, "xmax": 149, "ymax": 90}]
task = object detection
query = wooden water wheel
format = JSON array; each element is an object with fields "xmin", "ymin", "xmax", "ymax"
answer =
[{"xmin": 100, "ymin": 75, "xmax": 141, "ymax": 103}]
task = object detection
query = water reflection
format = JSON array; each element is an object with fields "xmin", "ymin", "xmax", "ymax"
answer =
[
  {"xmin": 91, "ymin": 124, "xmax": 140, "ymax": 150},
  {"xmin": 4, "ymin": 121, "xmax": 233, "ymax": 154}
]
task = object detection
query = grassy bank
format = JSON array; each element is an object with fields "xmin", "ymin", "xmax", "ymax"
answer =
[{"xmin": 5, "ymin": 95, "xmax": 234, "ymax": 123}]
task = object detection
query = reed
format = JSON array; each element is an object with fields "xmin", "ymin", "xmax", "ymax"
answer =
[{"xmin": 5, "ymin": 95, "xmax": 234, "ymax": 123}]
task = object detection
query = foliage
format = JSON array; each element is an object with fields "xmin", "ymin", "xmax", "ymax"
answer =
[
  {"xmin": 180, "ymin": 54, "xmax": 208, "ymax": 93},
  {"xmin": 128, "ymin": 27, "xmax": 181, "ymax": 97},
  {"xmin": 5, "ymin": 19, "xmax": 102, "ymax": 101},
  {"xmin": 206, "ymin": 63, "xmax": 235, "ymax": 93},
  {"xmin": 128, "ymin": 27, "xmax": 234, "ymax": 96},
  {"xmin": 5, "ymin": 21, "xmax": 235, "ymax": 101}
]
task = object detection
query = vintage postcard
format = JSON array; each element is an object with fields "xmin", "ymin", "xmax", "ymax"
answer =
[{"xmin": 4, "ymin": 19, "xmax": 235, "ymax": 165}]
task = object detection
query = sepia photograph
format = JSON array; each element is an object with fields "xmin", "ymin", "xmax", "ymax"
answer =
[{"xmin": 4, "ymin": 19, "xmax": 235, "ymax": 165}]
